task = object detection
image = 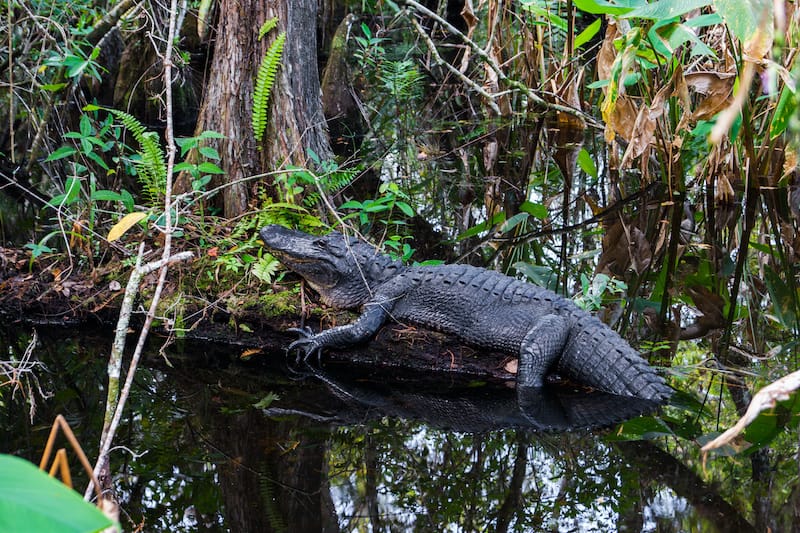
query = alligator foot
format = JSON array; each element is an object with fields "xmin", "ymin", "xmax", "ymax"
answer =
[{"xmin": 286, "ymin": 327, "xmax": 324, "ymax": 364}]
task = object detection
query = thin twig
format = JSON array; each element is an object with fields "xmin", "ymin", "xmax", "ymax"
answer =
[
  {"xmin": 87, "ymin": 0, "xmax": 185, "ymax": 500},
  {"xmin": 402, "ymin": 0, "xmax": 591, "ymax": 122},
  {"xmin": 406, "ymin": 15, "xmax": 501, "ymax": 115}
]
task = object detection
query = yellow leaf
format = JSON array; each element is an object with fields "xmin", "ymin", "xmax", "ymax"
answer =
[{"xmin": 107, "ymin": 212, "xmax": 148, "ymax": 242}]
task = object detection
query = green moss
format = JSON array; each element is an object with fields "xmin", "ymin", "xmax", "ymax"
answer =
[{"xmin": 258, "ymin": 289, "xmax": 298, "ymax": 318}]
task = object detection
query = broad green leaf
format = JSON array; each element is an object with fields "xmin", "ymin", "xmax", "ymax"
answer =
[
  {"xmin": 107, "ymin": 211, "xmax": 148, "ymax": 242},
  {"xmin": 172, "ymin": 162, "xmax": 194, "ymax": 173},
  {"xmin": 577, "ymin": 148, "xmax": 598, "ymax": 179},
  {"xmin": 499, "ymin": 212, "xmax": 529, "ymax": 233},
  {"xmin": 575, "ymin": 18, "xmax": 602, "ymax": 49},
  {"xmin": 396, "ymin": 201, "xmax": 415, "ymax": 217},
  {"xmin": 624, "ymin": 0, "xmax": 710, "ymax": 19},
  {"xmin": 64, "ymin": 177, "xmax": 81, "ymax": 205},
  {"xmin": 513, "ymin": 261, "xmax": 558, "ymax": 289},
  {"xmin": 198, "ymin": 130, "xmax": 225, "ymax": 139},
  {"xmin": 199, "ymin": 146, "xmax": 221, "ymax": 160},
  {"xmin": 770, "ymin": 85, "xmax": 797, "ymax": 139},
  {"xmin": 197, "ymin": 162, "xmax": 225, "ymax": 174},
  {"xmin": 91, "ymin": 190, "xmax": 123, "ymax": 202},
  {"xmin": 574, "ymin": 0, "xmax": 635, "ymax": 15},
  {"xmin": 45, "ymin": 146, "xmax": 77, "ymax": 162},
  {"xmin": 339, "ymin": 200, "xmax": 364, "ymax": 210},
  {"xmin": 0, "ymin": 454, "xmax": 114, "ymax": 533},
  {"xmin": 714, "ymin": 0, "xmax": 773, "ymax": 53},
  {"xmin": 41, "ymin": 83, "xmax": 67, "ymax": 92},
  {"xmin": 457, "ymin": 212, "xmax": 506, "ymax": 240},
  {"xmin": 519, "ymin": 201, "xmax": 548, "ymax": 220}
]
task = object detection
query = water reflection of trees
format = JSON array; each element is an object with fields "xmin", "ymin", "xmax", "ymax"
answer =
[{"xmin": 0, "ymin": 329, "xmax": 788, "ymax": 531}]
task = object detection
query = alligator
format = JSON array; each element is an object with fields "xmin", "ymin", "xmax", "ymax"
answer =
[{"xmin": 259, "ymin": 224, "xmax": 673, "ymax": 402}]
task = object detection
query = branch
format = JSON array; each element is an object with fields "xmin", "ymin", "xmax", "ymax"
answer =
[
  {"xmin": 87, "ymin": 0, "xmax": 184, "ymax": 500},
  {"xmin": 402, "ymin": 0, "xmax": 590, "ymax": 122},
  {"xmin": 406, "ymin": 15, "xmax": 501, "ymax": 115}
]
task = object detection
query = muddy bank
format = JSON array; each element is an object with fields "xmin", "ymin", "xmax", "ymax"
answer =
[{"xmin": 0, "ymin": 246, "xmax": 515, "ymax": 381}]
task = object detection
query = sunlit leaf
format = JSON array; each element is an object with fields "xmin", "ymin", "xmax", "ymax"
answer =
[
  {"xmin": 577, "ymin": 148, "xmax": 598, "ymax": 179},
  {"xmin": 575, "ymin": 18, "xmax": 602, "ymax": 49},
  {"xmin": 574, "ymin": 0, "xmax": 635, "ymax": 15},
  {"xmin": 0, "ymin": 454, "xmax": 114, "ymax": 533},
  {"xmin": 107, "ymin": 211, "xmax": 148, "ymax": 242},
  {"xmin": 770, "ymin": 86, "xmax": 797, "ymax": 139},
  {"xmin": 624, "ymin": 0, "xmax": 710, "ymax": 20}
]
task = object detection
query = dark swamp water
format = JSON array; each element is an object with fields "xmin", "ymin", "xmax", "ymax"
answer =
[{"xmin": 1, "ymin": 326, "xmax": 796, "ymax": 532}]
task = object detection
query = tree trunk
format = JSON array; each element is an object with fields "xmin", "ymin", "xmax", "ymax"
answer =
[{"xmin": 194, "ymin": 0, "xmax": 332, "ymax": 218}]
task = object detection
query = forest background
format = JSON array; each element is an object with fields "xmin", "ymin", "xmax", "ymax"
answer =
[{"xmin": 1, "ymin": 0, "xmax": 800, "ymax": 529}]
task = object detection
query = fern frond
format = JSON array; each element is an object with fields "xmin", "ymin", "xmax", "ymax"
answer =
[
  {"xmin": 108, "ymin": 109, "xmax": 166, "ymax": 205},
  {"xmin": 258, "ymin": 17, "xmax": 279, "ymax": 41},
  {"xmin": 252, "ymin": 32, "xmax": 286, "ymax": 143}
]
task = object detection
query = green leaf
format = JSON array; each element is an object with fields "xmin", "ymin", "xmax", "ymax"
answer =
[
  {"xmin": 575, "ymin": 18, "xmax": 602, "ymax": 49},
  {"xmin": 396, "ymin": 201, "xmax": 415, "ymax": 217},
  {"xmin": 253, "ymin": 392, "xmax": 280, "ymax": 409},
  {"xmin": 198, "ymin": 146, "xmax": 221, "ymax": 160},
  {"xmin": 172, "ymin": 162, "xmax": 195, "ymax": 173},
  {"xmin": 770, "ymin": 85, "xmax": 797, "ymax": 139},
  {"xmin": 624, "ymin": 0, "xmax": 710, "ymax": 19},
  {"xmin": 258, "ymin": 17, "xmax": 279, "ymax": 40},
  {"xmin": 198, "ymin": 130, "xmax": 225, "ymax": 140},
  {"xmin": 253, "ymin": 32, "xmax": 286, "ymax": 142},
  {"xmin": 577, "ymin": 148, "xmax": 598, "ymax": 179},
  {"xmin": 41, "ymin": 83, "xmax": 67, "ymax": 92},
  {"xmin": 45, "ymin": 146, "xmax": 77, "ymax": 162},
  {"xmin": 339, "ymin": 200, "xmax": 364, "ymax": 210},
  {"xmin": 499, "ymin": 212, "xmax": 529, "ymax": 233},
  {"xmin": 91, "ymin": 190, "xmax": 124, "ymax": 202},
  {"xmin": 197, "ymin": 162, "xmax": 225, "ymax": 174},
  {"xmin": 573, "ymin": 0, "xmax": 635, "ymax": 15},
  {"xmin": 519, "ymin": 201, "xmax": 548, "ymax": 220},
  {"xmin": 0, "ymin": 454, "xmax": 114, "ymax": 533},
  {"xmin": 64, "ymin": 177, "xmax": 81, "ymax": 205},
  {"xmin": 713, "ymin": 0, "xmax": 771, "ymax": 45},
  {"xmin": 605, "ymin": 416, "xmax": 674, "ymax": 441}
]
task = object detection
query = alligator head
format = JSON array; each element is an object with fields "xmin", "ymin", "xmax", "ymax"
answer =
[{"xmin": 258, "ymin": 225, "xmax": 403, "ymax": 309}]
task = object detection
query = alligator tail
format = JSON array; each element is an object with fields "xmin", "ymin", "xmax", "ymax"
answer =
[{"xmin": 558, "ymin": 314, "xmax": 673, "ymax": 402}]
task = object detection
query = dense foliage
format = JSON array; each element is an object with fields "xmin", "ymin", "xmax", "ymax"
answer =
[{"xmin": 2, "ymin": 0, "xmax": 800, "ymax": 529}]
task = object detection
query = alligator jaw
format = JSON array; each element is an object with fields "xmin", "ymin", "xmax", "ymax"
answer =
[{"xmin": 258, "ymin": 225, "xmax": 339, "ymax": 291}]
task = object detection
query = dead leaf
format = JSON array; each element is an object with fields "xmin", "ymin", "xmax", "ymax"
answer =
[
  {"xmin": 684, "ymin": 71, "xmax": 736, "ymax": 121},
  {"xmin": 107, "ymin": 212, "xmax": 148, "ymax": 242}
]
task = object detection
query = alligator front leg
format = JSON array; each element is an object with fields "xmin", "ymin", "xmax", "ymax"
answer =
[
  {"xmin": 288, "ymin": 300, "xmax": 391, "ymax": 361},
  {"xmin": 516, "ymin": 315, "xmax": 570, "ymax": 391}
]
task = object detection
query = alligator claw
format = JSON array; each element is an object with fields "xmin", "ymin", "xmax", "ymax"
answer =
[{"xmin": 286, "ymin": 327, "xmax": 323, "ymax": 364}]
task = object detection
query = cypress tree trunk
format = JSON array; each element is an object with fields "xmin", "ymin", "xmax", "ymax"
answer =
[{"xmin": 194, "ymin": 0, "xmax": 332, "ymax": 217}]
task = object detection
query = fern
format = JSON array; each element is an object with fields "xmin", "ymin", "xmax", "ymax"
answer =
[
  {"xmin": 253, "ymin": 29, "xmax": 286, "ymax": 143},
  {"xmin": 257, "ymin": 17, "xmax": 279, "ymax": 41},
  {"xmin": 108, "ymin": 109, "xmax": 166, "ymax": 205}
]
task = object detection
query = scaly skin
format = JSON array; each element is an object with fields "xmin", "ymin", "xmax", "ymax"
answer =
[{"xmin": 260, "ymin": 225, "xmax": 673, "ymax": 402}]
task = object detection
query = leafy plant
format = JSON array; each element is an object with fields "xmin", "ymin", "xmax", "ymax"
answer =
[
  {"xmin": 574, "ymin": 273, "xmax": 627, "ymax": 311},
  {"xmin": 173, "ymin": 131, "xmax": 227, "ymax": 194},
  {"xmin": 253, "ymin": 18, "xmax": 286, "ymax": 143},
  {"xmin": 0, "ymin": 454, "xmax": 114, "ymax": 532}
]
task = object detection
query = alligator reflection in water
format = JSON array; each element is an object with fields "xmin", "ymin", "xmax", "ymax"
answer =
[
  {"xmin": 279, "ymin": 366, "xmax": 662, "ymax": 432},
  {"xmin": 1, "ymin": 329, "xmax": 763, "ymax": 532}
]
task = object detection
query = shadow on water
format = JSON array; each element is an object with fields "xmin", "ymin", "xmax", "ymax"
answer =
[{"xmin": 0, "ymin": 326, "xmax": 762, "ymax": 532}]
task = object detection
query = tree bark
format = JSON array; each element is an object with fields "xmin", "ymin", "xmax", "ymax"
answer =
[{"xmin": 193, "ymin": 0, "xmax": 332, "ymax": 218}]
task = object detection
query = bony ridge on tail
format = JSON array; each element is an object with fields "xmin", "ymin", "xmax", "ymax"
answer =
[{"xmin": 259, "ymin": 224, "xmax": 673, "ymax": 402}]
